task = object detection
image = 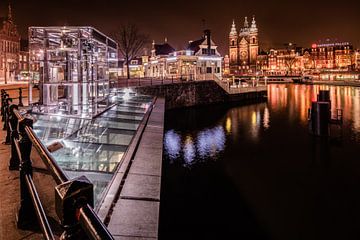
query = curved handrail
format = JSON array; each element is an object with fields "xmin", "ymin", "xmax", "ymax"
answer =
[
  {"xmin": 12, "ymin": 108, "xmax": 114, "ymax": 240},
  {"xmin": 14, "ymin": 109, "xmax": 69, "ymax": 184}
]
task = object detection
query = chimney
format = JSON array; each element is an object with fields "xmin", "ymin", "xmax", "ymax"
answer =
[{"xmin": 204, "ymin": 29, "xmax": 211, "ymax": 56}]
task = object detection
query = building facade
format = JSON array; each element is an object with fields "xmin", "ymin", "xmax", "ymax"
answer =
[
  {"xmin": 229, "ymin": 16, "xmax": 259, "ymax": 75},
  {"xmin": 145, "ymin": 30, "xmax": 222, "ymax": 81},
  {"xmin": 0, "ymin": 4, "xmax": 20, "ymax": 83},
  {"xmin": 305, "ymin": 41, "xmax": 354, "ymax": 70}
]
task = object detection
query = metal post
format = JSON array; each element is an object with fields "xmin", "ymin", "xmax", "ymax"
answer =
[
  {"xmin": 4, "ymin": 98, "xmax": 13, "ymax": 143},
  {"xmin": 55, "ymin": 176, "xmax": 94, "ymax": 240},
  {"xmin": 17, "ymin": 116, "xmax": 38, "ymax": 229},
  {"xmin": 9, "ymin": 104, "xmax": 19, "ymax": 170},
  {"xmin": 1, "ymin": 90, "xmax": 6, "ymax": 121},
  {"xmin": 18, "ymin": 88, "xmax": 24, "ymax": 107}
]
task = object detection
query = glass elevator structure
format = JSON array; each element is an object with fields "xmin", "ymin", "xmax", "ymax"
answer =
[{"xmin": 28, "ymin": 26, "xmax": 118, "ymax": 116}]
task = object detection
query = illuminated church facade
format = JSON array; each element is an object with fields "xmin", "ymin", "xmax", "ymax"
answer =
[{"xmin": 229, "ymin": 16, "xmax": 259, "ymax": 75}]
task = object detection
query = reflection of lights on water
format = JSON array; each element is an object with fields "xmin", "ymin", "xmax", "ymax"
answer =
[
  {"xmin": 251, "ymin": 111, "xmax": 257, "ymax": 126},
  {"xmin": 164, "ymin": 130, "xmax": 181, "ymax": 160},
  {"xmin": 183, "ymin": 136, "xmax": 196, "ymax": 165},
  {"xmin": 263, "ymin": 107, "xmax": 270, "ymax": 129},
  {"xmin": 197, "ymin": 126, "xmax": 226, "ymax": 159},
  {"xmin": 250, "ymin": 111, "xmax": 260, "ymax": 141},
  {"xmin": 226, "ymin": 117, "xmax": 232, "ymax": 134},
  {"xmin": 164, "ymin": 126, "xmax": 226, "ymax": 167}
]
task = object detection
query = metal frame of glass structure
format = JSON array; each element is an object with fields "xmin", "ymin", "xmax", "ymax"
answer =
[{"xmin": 28, "ymin": 26, "xmax": 118, "ymax": 115}]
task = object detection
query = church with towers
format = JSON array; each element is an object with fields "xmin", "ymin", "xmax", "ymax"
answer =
[{"xmin": 229, "ymin": 16, "xmax": 259, "ymax": 75}]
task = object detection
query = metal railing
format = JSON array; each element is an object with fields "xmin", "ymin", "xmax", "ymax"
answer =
[
  {"xmin": 1, "ymin": 89, "xmax": 115, "ymax": 240},
  {"xmin": 112, "ymin": 77, "xmax": 182, "ymax": 88}
]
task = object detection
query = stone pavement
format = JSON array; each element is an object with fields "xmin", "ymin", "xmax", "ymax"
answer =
[
  {"xmin": 0, "ymin": 88, "xmax": 42, "ymax": 240},
  {"xmin": 107, "ymin": 98, "xmax": 165, "ymax": 240},
  {"xmin": 0, "ymin": 124, "xmax": 42, "ymax": 240}
]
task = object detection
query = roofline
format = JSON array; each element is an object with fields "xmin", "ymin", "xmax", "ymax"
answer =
[{"xmin": 28, "ymin": 26, "xmax": 117, "ymax": 47}]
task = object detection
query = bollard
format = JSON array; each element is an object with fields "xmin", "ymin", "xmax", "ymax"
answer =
[
  {"xmin": 3, "ymin": 98, "xmax": 13, "ymax": 143},
  {"xmin": 9, "ymin": 105, "xmax": 20, "ymax": 170},
  {"xmin": 18, "ymin": 88, "xmax": 24, "ymax": 107},
  {"xmin": 309, "ymin": 101, "xmax": 330, "ymax": 137},
  {"xmin": 17, "ymin": 116, "xmax": 37, "ymax": 229},
  {"xmin": 2, "ymin": 94, "xmax": 10, "ymax": 126},
  {"xmin": 1, "ymin": 90, "xmax": 6, "ymax": 118},
  {"xmin": 55, "ymin": 176, "xmax": 94, "ymax": 240}
]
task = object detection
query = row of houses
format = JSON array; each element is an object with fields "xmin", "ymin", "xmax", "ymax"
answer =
[{"xmin": 118, "ymin": 30, "xmax": 223, "ymax": 81}]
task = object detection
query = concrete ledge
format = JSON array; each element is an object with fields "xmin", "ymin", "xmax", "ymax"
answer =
[
  {"xmin": 108, "ymin": 199, "xmax": 160, "ymax": 239},
  {"xmin": 107, "ymin": 98, "xmax": 164, "ymax": 239}
]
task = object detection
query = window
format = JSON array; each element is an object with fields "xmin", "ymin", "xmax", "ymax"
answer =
[
  {"xmin": 206, "ymin": 67, "xmax": 212, "ymax": 73},
  {"xmin": 232, "ymin": 40, "xmax": 235, "ymax": 46}
]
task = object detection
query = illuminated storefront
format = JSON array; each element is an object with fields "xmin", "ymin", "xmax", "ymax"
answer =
[{"xmin": 145, "ymin": 30, "xmax": 222, "ymax": 81}]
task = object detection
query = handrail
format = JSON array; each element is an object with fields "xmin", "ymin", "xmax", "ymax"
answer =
[
  {"xmin": 25, "ymin": 174, "xmax": 56, "ymax": 240},
  {"xmin": 11, "ymin": 112, "xmax": 55, "ymax": 240},
  {"xmin": 79, "ymin": 204, "xmax": 114, "ymax": 240},
  {"xmin": 11, "ymin": 108, "xmax": 115, "ymax": 240},
  {"xmin": 14, "ymin": 109, "xmax": 69, "ymax": 184}
]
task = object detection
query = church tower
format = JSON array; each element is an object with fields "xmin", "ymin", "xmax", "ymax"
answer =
[
  {"xmin": 239, "ymin": 17, "xmax": 250, "ymax": 65},
  {"xmin": 249, "ymin": 16, "xmax": 259, "ymax": 64},
  {"xmin": 229, "ymin": 20, "xmax": 238, "ymax": 67}
]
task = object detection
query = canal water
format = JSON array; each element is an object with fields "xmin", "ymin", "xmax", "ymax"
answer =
[{"xmin": 160, "ymin": 84, "xmax": 360, "ymax": 240}]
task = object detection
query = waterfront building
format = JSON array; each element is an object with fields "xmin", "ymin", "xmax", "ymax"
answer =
[
  {"xmin": 229, "ymin": 16, "xmax": 259, "ymax": 75},
  {"xmin": 309, "ymin": 40, "xmax": 354, "ymax": 70},
  {"xmin": 355, "ymin": 50, "xmax": 360, "ymax": 70},
  {"xmin": 265, "ymin": 47, "xmax": 304, "ymax": 75},
  {"xmin": 118, "ymin": 56, "xmax": 148, "ymax": 78},
  {"xmin": 0, "ymin": 4, "xmax": 20, "ymax": 83},
  {"xmin": 145, "ymin": 30, "xmax": 222, "ymax": 81}
]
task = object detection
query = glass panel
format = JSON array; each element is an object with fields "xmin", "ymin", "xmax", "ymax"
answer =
[
  {"xmin": 67, "ymin": 126, "xmax": 135, "ymax": 146},
  {"xmin": 52, "ymin": 141, "xmax": 126, "ymax": 173}
]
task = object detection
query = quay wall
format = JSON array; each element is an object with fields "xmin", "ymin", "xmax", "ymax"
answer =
[{"xmin": 135, "ymin": 80, "xmax": 267, "ymax": 110}]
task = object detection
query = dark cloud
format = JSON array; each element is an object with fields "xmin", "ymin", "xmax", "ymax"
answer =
[{"xmin": 3, "ymin": 0, "xmax": 360, "ymax": 55}]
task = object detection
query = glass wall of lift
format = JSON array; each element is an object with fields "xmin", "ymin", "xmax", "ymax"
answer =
[
  {"xmin": 28, "ymin": 26, "xmax": 118, "ymax": 115},
  {"xmin": 26, "ymin": 27, "xmax": 156, "ymax": 207}
]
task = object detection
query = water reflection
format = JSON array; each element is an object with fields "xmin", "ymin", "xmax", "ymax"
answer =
[
  {"xmin": 162, "ymin": 84, "xmax": 360, "ymax": 240},
  {"xmin": 267, "ymin": 84, "xmax": 360, "ymax": 138},
  {"xmin": 164, "ymin": 126, "xmax": 226, "ymax": 167},
  {"xmin": 164, "ymin": 130, "xmax": 181, "ymax": 160}
]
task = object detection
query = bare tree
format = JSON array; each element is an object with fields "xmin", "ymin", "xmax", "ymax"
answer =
[
  {"xmin": 284, "ymin": 54, "xmax": 297, "ymax": 75},
  {"xmin": 113, "ymin": 24, "xmax": 149, "ymax": 79}
]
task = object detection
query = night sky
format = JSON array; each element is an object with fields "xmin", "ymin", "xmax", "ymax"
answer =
[{"xmin": 2, "ymin": 0, "xmax": 360, "ymax": 55}]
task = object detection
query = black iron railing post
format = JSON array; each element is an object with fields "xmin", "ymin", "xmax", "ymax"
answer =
[
  {"xmin": 4, "ymin": 97, "xmax": 13, "ymax": 144},
  {"xmin": 1, "ymin": 89, "xmax": 6, "ymax": 121},
  {"xmin": 17, "ymin": 116, "xmax": 37, "ymax": 229},
  {"xmin": 18, "ymin": 88, "xmax": 24, "ymax": 107},
  {"xmin": 2, "ymin": 94, "xmax": 10, "ymax": 130},
  {"xmin": 55, "ymin": 176, "xmax": 94, "ymax": 240},
  {"xmin": 9, "ymin": 104, "xmax": 19, "ymax": 170}
]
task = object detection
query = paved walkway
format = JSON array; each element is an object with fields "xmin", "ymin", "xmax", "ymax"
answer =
[
  {"xmin": 107, "ymin": 98, "xmax": 165, "ymax": 240},
  {"xmin": 0, "ymin": 124, "xmax": 42, "ymax": 240},
  {"xmin": 0, "ymin": 88, "xmax": 42, "ymax": 240}
]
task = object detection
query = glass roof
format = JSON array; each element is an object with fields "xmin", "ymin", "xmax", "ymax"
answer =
[{"xmin": 31, "ymin": 89, "xmax": 153, "ymax": 205}]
